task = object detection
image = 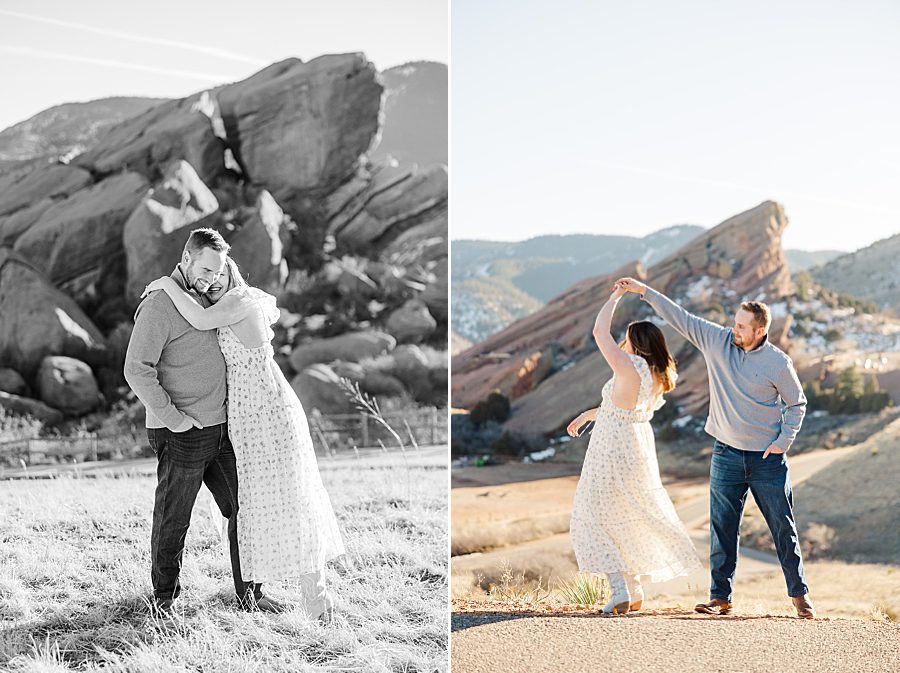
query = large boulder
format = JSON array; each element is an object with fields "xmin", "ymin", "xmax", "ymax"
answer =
[
  {"xmin": 216, "ymin": 55, "xmax": 383, "ymax": 201},
  {"xmin": 0, "ymin": 391, "xmax": 64, "ymax": 426},
  {"xmin": 389, "ymin": 344, "xmax": 432, "ymax": 400},
  {"xmin": 36, "ymin": 356, "xmax": 102, "ymax": 416},
  {"xmin": 14, "ymin": 172, "xmax": 148, "ymax": 308},
  {"xmin": 421, "ymin": 261, "xmax": 448, "ymax": 322},
  {"xmin": 0, "ymin": 163, "xmax": 93, "ymax": 246},
  {"xmin": 0, "ymin": 249, "xmax": 107, "ymax": 379},
  {"xmin": 227, "ymin": 190, "xmax": 289, "ymax": 291},
  {"xmin": 385, "ymin": 299, "xmax": 437, "ymax": 343},
  {"xmin": 122, "ymin": 160, "xmax": 221, "ymax": 303},
  {"xmin": 290, "ymin": 363, "xmax": 353, "ymax": 414},
  {"xmin": 289, "ymin": 331, "xmax": 396, "ymax": 372},
  {"xmin": 0, "ymin": 368, "xmax": 28, "ymax": 396},
  {"xmin": 75, "ymin": 96, "xmax": 226, "ymax": 184},
  {"xmin": 330, "ymin": 163, "xmax": 448, "ymax": 252},
  {"xmin": 330, "ymin": 360, "xmax": 407, "ymax": 398}
]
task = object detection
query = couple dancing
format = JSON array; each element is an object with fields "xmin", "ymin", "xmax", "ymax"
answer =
[
  {"xmin": 567, "ymin": 277, "xmax": 816, "ymax": 619},
  {"xmin": 124, "ymin": 228, "xmax": 344, "ymax": 617}
]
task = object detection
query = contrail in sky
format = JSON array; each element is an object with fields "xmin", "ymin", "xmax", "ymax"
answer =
[
  {"xmin": 591, "ymin": 161, "xmax": 900, "ymax": 218},
  {"xmin": 0, "ymin": 45, "xmax": 237, "ymax": 82},
  {"xmin": 0, "ymin": 8, "xmax": 268, "ymax": 66}
]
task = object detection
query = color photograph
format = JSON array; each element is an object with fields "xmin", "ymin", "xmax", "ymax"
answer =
[{"xmin": 450, "ymin": 2, "xmax": 900, "ymax": 671}]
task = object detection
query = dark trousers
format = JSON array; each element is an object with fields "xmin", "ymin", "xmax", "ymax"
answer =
[
  {"xmin": 148, "ymin": 424, "xmax": 261, "ymax": 602},
  {"xmin": 709, "ymin": 440, "xmax": 809, "ymax": 601}
]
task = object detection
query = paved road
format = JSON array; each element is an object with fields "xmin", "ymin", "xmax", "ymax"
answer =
[{"xmin": 451, "ymin": 610, "xmax": 900, "ymax": 673}]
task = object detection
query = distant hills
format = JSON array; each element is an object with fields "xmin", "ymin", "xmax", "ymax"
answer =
[
  {"xmin": 372, "ymin": 61, "xmax": 447, "ymax": 167},
  {"xmin": 452, "ymin": 226, "xmax": 704, "ymax": 343},
  {"xmin": 452, "ymin": 221, "xmax": 848, "ymax": 344},
  {"xmin": 810, "ymin": 232, "xmax": 900, "ymax": 315},
  {"xmin": 0, "ymin": 97, "xmax": 165, "ymax": 169}
]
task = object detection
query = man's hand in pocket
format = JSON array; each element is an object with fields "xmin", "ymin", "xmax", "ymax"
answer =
[{"xmin": 172, "ymin": 415, "xmax": 203, "ymax": 433}]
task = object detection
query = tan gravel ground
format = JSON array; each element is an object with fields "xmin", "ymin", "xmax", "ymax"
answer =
[{"xmin": 451, "ymin": 603, "xmax": 900, "ymax": 673}]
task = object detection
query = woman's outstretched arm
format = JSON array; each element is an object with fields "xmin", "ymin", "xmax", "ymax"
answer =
[
  {"xmin": 142, "ymin": 277, "xmax": 251, "ymax": 330},
  {"xmin": 592, "ymin": 284, "xmax": 640, "ymax": 385}
]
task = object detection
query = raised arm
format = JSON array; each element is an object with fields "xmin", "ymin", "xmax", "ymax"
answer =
[
  {"xmin": 592, "ymin": 285, "xmax": 641, "ymax": 387},
  {"xmin": 143, "ymin": 277, "xmax": 251, "ymax": 330},
  {"xmin": 616, "ymin": 277, "xmax": 727, "ymax": 352}
]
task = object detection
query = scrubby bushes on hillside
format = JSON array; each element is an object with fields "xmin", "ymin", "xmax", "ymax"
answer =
[{"xmin": 805, "ymin": 368, "xmax": 893, "ymax": 415}]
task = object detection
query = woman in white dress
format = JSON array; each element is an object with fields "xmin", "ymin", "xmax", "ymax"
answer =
[
  {"xmin": 568, "ymin": 281, "xmax": 701, "ymax": 614},
  {"xmin": 144, "ymin": 258, "xmax": 345, "ymax": 618}
]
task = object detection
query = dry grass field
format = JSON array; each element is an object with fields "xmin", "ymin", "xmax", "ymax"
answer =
[{"xmin": 0, "ymin": 448, "xmax": 448, "ymax": 672}]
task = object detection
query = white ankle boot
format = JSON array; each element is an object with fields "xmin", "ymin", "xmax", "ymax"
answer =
[
  {"xmin": 625, "ymin": 574, "xmax": 644, "ymax": 611},
  {"xmin": 602, "ymin": 572, "xmax": 631, "ymax": 614}
]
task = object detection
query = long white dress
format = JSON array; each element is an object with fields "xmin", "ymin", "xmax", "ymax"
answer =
[
  {"xmin": 570, "ymin": 353, "xmax": 701, "ymax": 583},
  {"xmin": 216, "ymin": 285, "xmax": 345, "ymax": 584}
]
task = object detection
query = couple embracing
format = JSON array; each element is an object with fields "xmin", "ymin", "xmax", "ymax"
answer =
[
  {"xmin": 567, "ymin": 277, "xmax": 816, "ymax": 619},
  {"xmin": 124, "ymin": 228, "xmax": 344, "ymax": 617}
]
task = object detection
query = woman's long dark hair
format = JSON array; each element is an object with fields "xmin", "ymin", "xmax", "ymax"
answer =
[{"xmin": 623, "ymin": 321, "xmax": 677, "ymax": 393}]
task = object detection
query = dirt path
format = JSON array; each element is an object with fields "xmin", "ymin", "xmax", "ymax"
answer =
[
  {"xmin": 451, "ymin": 444, "xmax": 863, "ymax": 597},
  {"xmin": 451, "ymin": 607, "xmax": 900, "ymax": 673}
]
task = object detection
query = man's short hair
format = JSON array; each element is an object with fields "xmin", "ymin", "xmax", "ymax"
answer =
[
  {"xmin": 740, "ymin": 300, "xmax": 772, "ymax": 332},
  {"xmin": 184, "ymin": 228, "xmax": 230, "ymax": 256}
]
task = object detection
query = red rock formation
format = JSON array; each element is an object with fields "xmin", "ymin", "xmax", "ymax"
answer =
[{"xmin": 453, "ymin": 201, "xmax": 795, "ymax": 436}]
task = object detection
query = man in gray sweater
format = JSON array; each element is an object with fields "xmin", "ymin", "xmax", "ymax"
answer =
[
  {"xmin": 124, "ymin": 228, "xmax": 279, "ymax": 613},
  {"xmin": 617, "ymin": 277, "xmax": 815, "ymax": 619}
]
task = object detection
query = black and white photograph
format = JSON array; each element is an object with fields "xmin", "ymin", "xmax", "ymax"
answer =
[{"xmin": 0, "ymin": 1, "xmax": 448, "ymax": 671}]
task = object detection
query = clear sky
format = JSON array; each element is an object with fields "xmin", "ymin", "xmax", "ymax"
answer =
[
  {"xmin": 451, "ymin": 0, "xmax": 900, "ymax": 252},
  {"xmin": 0, "ymin": 0, "xmax": 447, "ymax": 130}
]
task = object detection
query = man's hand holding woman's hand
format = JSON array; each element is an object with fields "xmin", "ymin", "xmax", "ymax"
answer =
[{"xmin": 615, "ymin": 277, "xmax": 648, "ymax": 295}]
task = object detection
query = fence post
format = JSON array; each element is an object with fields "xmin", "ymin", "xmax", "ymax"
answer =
[
  {"xmin": 431, "ymin": 407, "xmax": 438, "ymax": 445},
  {"xmin": 91, "ymin": 435, "xmax": 98, "ymax": 462},
  {"xmin": 361, "ymin": 413, "xmax": 369, "ymax": 448}
]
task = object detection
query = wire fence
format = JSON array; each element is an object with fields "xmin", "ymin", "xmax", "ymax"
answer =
[{"xmin": 0, "ymin": 408, "xmax": 448, "ymax": 467}]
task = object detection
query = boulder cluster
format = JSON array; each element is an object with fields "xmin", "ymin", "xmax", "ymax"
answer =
[{"xmin": 0, "ymin": 55, "xmax": 447, "ymax": 425}]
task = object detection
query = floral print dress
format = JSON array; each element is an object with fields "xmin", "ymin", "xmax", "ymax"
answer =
[
  {"xmin": 570, "ymin": 353, "xmax": 701, "ymax": 583},
  {"xmin": 217, "ymin": 285, "xmax": 345, "ymax": 582}
]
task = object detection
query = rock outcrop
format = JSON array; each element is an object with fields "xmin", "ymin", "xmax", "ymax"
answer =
[
  {"xmin": 0, "ymin": 249, "xmax": 107, "ymax": 380},
  {"xmin": 0, "ymin": 53, "xmax": 447, "ymax": 421},
  {"xmin": 14, "ymin": 172, "xmax": 148, "ymax": 309},
  {"xmin": 0, "ymin": 391, "xmax": 64, "ymax": 425},
  {"xmin": 36, "ymin": 356, "xmax": 102, "ymax": 416}
]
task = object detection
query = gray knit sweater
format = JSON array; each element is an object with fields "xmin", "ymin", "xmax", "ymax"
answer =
[
  {"xmin": 642, "ymin": 287, "xmax": 806, "ymax": 452},
  {"xmin": 123, "ymin": 267, "xmax": 227, "ymax": 430}
]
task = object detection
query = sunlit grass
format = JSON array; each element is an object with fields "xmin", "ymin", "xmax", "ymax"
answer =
[{"xmin": 0, "ymin": 453, "xmax": 447, "ymax": 672}]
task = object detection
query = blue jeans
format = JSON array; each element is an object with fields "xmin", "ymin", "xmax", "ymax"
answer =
[
  {"xmin": 148, "ymin": 424, "xmax": 261, "ymax": 603},
  {"xmin": 708, "ymin": 440, "xmax": 809, "ymax": 601}
]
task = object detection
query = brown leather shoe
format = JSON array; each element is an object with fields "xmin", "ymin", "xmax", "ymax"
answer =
[
  {"xmin": 792, "ymin": 595, "xmax": 816, "ymax": 619},
  {"xmin": 694, "ymin": 598, "xmax": 733, "ymax": 615}
]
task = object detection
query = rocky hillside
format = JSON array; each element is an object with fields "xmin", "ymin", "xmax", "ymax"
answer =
[
  {"xmin": 371, "ymin": 61, "xmax": 447, "ymax": 167},
  {"xmin": 452, "ymin": 201, "xmax": 795, "ymax": 436},
  {"xmin": 452, "ymin": 226, "xmax": 704, "ymax": 343},
  {"xmin": 810, "ymin": 232, "xmax": 900, "ymax": 314},
  {"xmin": 0, "ymin": 97, "xmax": 165, "ymax": 169},
  {"xmin": 0, "ymin": 54, "xmax": 447, "ymax": 427}
]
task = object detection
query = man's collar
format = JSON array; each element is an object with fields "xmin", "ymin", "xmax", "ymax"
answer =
[
  {"xmin": 172, "ymin": 264, "xmax": 191, "ymax": 292},
  {"xmin": 172, "ymin": 264, "xmax": 214, "ymax": 308},
  {"xmin": 747, "ymin": 332, "xmax": 769, "ymax": 353}
]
